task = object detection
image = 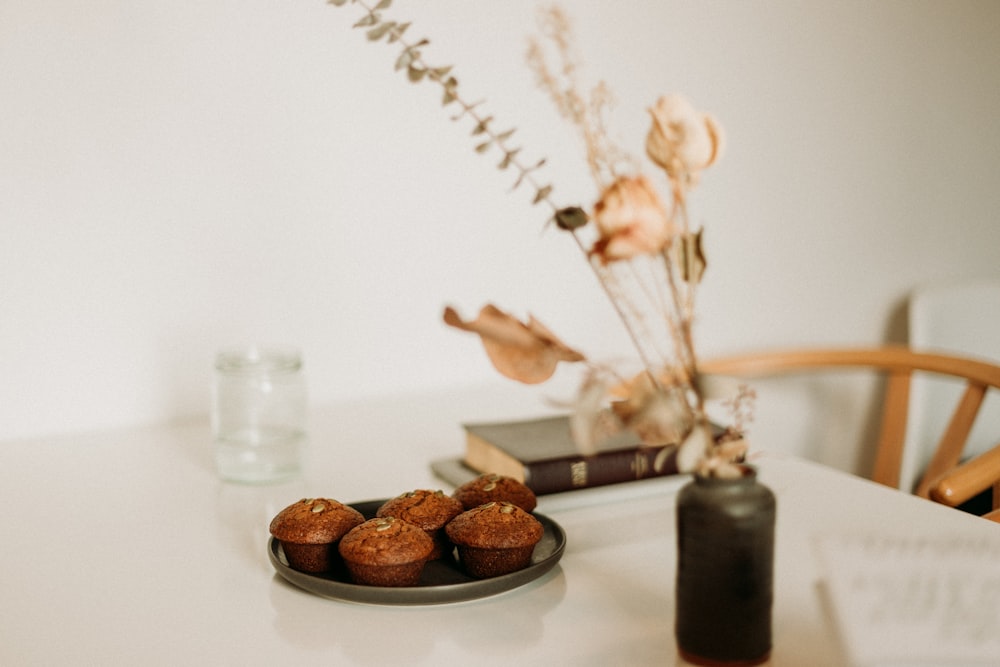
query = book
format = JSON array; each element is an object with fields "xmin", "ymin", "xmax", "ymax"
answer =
[
  {"xmin": 430, "ymin": 457, "xmax": 483, "ymax": 489},
  {"xmin": 461, "ymin": 414, "xmax": 679, "ymax": 495},
  {"xmin": 430, "ymin": 456, "xmax": 690, "ymax": 513}
]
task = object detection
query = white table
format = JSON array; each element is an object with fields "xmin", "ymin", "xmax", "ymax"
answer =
[{"xmin": 2, "ymin": 385, "xmax": 998, "ymax": 666}]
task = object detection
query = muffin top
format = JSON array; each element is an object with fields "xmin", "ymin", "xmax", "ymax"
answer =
[
  {"xmin": 338, "ymin": 517, "xmax": 435, "ymax": 566},
  {"xmin": 445, "ymin": 501, "xmax": 544, "ymax": 550},
  {"xmin": 452, "ymin": 473, "xmax": 537, "ymax": 512},
  {"xmin": 269, "ymin": 498, "xmax": 365, "ymax": 545},
  {"xmin": 376, "ymin": 489, "xmax": 464, "ymax": 531}
]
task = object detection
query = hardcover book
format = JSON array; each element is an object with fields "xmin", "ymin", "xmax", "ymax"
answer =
[{"xmin": 461, "ymin": 414, "xmax": 679, "ymax": 495}]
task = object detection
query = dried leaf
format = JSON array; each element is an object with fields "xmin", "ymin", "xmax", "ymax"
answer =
[
  {"xmin": 676, "ymin": 422, "xmax": 713, "ymax": 473},
  {"xmin": 498, "ymin": 148, "xmax": 520, "ymax": 169},
  {"xmin": 442, "ymin": 305, "xmax": 585, "ymax": 384},
  {"xmin": 441, "ymin": 76, "xmax": 459, "ymax": 105},
  {"xmin": 674, "ymin": 229, "xmax": 706, "ymax": 283},
  {"xmin": 496, "ymin": 128, "xmax": 515, "ymax": 142},
  {"xmin": 428, "ymin": 66, "xmax": 452, "ymax": 81},
  {"xmin": 407, "ymin": 65, "xmax": 426, "ymax": 82},
  {"xmin": 569, "ymin": 372, "xmax": 621, "ymax": 456},
  {"xmin": 375, "ymin": 0, "xmax": 392, "ymax": 9},
  {"xmin": 471, "ymin": 116, "xmax": 493, "ymax": 135},
  {"xmin": 327, "ymin": 0, "xmax": 350, "ymax": 6},
  {"xmin": 533, "ymin": 184, "xmax": 553, "ymax": 204},
  {"xmin": 653, "ymin": 445, "xmax": 678, "ymax": 473},
  {"xmin": 367, "ymin": 21, "xmax": 395, "ymax": 41},
  {"xmin": 354, "ymin": 13, "xmax": 379, "ymax": 28},
  {"xmin": 394, "ymin": 47, "xmax": 415, "ymax": 71},
  {"xmin": 474, "ymin": 140, "xmax": 492, "ymax": 153},
  {"xmin": 387, "ymin": 22, "xmax": 410, "ymax": 43},
  {"xmin": 554, "ymin": 207, "xmax": 588, "ymax": 230}
]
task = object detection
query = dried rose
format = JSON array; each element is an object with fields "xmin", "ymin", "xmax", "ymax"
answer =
[
  {"xmin": 610, "ymin": 374, "xmax": 693, "ymax": 446},
  {"xmin": 442, "ymin": 304, "xmax": 585, "ymax": 384},
  {"xmin": 591, "ymin": 175, "xmax": 673, "ymax": 263},
  {"xmin": 696, "ymin": 437, "xmax": 749, "ymax": 478},
  {"xmin": 645, "ymin": 94, "xmax": 724, "ymax": 183}
]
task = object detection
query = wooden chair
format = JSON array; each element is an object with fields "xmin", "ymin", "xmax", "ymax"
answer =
[
  {"xmin": 699, "ymin": 345, "xmax": 1000, "ymax": 518},
  {"xmin": 907, "ymin": 280, "xmax": 1000, "ymax": 522},
  {"xmin": 930, "ymin": 444, "xmax": 1000, "ymax": 522},
  {"xmin": 908, "ymin": 283, "xmax": 1000, "ymax": 459}
]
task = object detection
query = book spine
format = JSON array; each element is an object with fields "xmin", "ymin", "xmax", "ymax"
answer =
[{"xmin": 523, "ymin": 446, "xmax": 679, "ymax": 495}]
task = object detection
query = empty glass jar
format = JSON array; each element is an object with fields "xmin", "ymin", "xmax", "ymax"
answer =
[{"xmin": 211, "ymin": 345, "xmax": 306, "ymax": 484}]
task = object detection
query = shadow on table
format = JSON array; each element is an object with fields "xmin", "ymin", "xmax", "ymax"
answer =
[{"xmin": 267, "ymin": 567, "xmax": 566, "ymax": 663}]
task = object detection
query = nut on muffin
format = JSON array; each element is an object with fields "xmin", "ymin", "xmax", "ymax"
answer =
[
  {"xmin": 376, "ymin": 489, "xmax": 464, "ymax": 560},
  {"xmin": 452, "ymin": 473, "xmax": 537, "ymax": 512},
  {"xmin": 338, "ymin": 516, "xmax": 435, "ymax": 587},
  {"xmin": 269, "ymin": 498, "xmax": 365, "ymax": 573},
  {"xmin": 445, "ymin": 501, "xmax": 544, "ymax": 578}
]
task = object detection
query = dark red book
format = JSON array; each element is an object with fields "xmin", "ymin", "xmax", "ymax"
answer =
[{"xmin": 461, "ymin": 415, "xmax": 679, "ymax": 495}]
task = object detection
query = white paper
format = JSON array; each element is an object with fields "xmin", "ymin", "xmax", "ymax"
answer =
[{"xmin": 817, "ymin": 534, "xmax": 1000, "ymax": 667}]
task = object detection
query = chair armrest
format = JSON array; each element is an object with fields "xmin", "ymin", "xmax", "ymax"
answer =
[{"xmin": 930, "ymin": 441, "xmax": 1000, "ymax": 507}]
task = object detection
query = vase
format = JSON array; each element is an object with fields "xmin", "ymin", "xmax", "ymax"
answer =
[{"xmin": 675, "ymin": 465, "xmax": 776, "ymax": 666}]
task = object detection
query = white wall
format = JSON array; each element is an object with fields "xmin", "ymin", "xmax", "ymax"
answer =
[{"xmin": 2, "ymin": 1, "xmax": 999, "ymax": 471}]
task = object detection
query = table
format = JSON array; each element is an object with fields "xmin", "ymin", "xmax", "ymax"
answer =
[{"xmin": 2, "ymin": 385, "xmax": 998, "ymax": 666}]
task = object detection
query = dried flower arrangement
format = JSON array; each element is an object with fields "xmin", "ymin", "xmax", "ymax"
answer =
[{"xmin": 327, "ymin": 0, "xmax": 752, "ymax": 477}]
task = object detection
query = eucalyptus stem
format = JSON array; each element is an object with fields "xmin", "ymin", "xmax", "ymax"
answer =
[
  {"xmin": 336, "ymin": 0, "xmax": 669, "ymax": 383},
  {"xmin": 333, "ymin": 0, "xmax": 691, "ymax": 397},
  {"xmin": 348, "ymin": 0, "xmax": 559, "ymax": 212}
]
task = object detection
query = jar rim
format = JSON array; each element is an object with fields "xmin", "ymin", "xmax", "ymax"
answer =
[
  {"xmin": 215, "ymin": 345, "xmax": 302, "ymax": 373},
  {"xmin": 693, "ymin": 464, "xmax": 757, "ymax": 485}
]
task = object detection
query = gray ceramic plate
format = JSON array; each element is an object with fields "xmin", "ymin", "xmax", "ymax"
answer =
[{"xmin": 268, "ymin": 499, "xmax": 566, "ymax": 605}]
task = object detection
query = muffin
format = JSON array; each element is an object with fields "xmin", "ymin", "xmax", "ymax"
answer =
[
  {"xmin": 445, "ymin": 501, "xmax": 544, "ymax": 578},
  {"xmin": 338, "ymin": 516, "xmax": 435, "ymax": 587},
  {"xmin": 376, "ymin": 489, "xmax": 464, "ymax": 560},
  {"xmin": 269, "ymin": 498, "xmax": 365, "ymax": 574},
  {"xmin": 452, "ymin": 473, "xmax": 537, "ymax": 512}
]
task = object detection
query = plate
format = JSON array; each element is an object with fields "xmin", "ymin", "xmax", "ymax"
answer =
[{"xmin": 267, "ymin": 499, "xmax": 566, "ymax": 605}]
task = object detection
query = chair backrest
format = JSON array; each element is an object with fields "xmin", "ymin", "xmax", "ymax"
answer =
[
  {"xmin": 699, "ymin": 346, "xmax": 1000, "ymax": 499},
  {"xmin": 930, "ymin": 442, "xmax": 1000, "ymax": 521},
  {"xmin": 905, "ymin": 280, "xmax": 1000, "ymax": 493}
]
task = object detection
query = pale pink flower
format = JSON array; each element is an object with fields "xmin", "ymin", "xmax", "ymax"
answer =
[
  {"xmin": 591, "ymin": 175, "xmax": 673, "ymax": 263},
  {"xmin": 610, "ymin": 372, "xmax": 694, "ymax": 446},
  {"xmin": 645, "ymin": 94, "xmax": 724, "ymax": 183}
]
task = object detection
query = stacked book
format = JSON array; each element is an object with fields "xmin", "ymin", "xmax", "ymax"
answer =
[{"xmin": 434, "ymin": 414, "xmax": 680, "ymax": 495}]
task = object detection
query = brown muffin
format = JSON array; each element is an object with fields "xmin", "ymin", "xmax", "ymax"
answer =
[
  {"xmin": 376, "ymin": 489, "xmax": 464, "ymax": 560},
  {"xmin": 452, "ymin": 473, "xmax": 537, "ymax": 512},
  {"xmin": 445, "ymin": 501, "xmax": 544, "ymax": 578},
  {"xmin": 269, "ymin": 498, "xmax": 365, "ymax": 574},
  {"xmin": 338, "ymin": 516, "xmax": 435, "ymax": 587}
]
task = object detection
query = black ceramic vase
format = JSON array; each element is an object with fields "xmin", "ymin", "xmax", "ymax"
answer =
[{"xmin": 675, "ymin": 465, "xmax": 776, "ymax": 666}]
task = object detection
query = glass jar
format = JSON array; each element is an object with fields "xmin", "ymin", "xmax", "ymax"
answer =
[{"xmin": 211, "ymin": 345, "xmax": 306, "ymax": 484}]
